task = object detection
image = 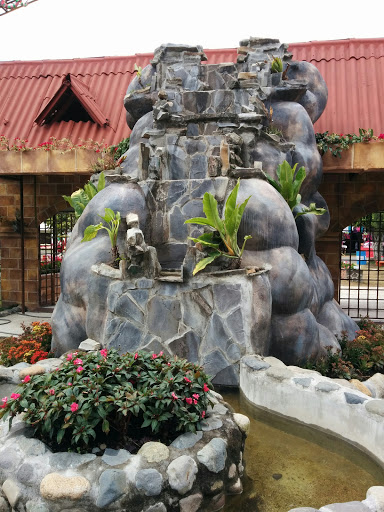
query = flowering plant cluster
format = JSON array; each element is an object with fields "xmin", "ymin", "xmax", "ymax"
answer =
[
  {"xmin": 0, "ymin": 135, "xmax": 109, "ymax": 153},
  {"xmin": 40, "ymin": 254, "xmax": 62, "ymax": 274},
  {"xmin": 0, "ymin": 321, "xmax": 52, "ymax": 367},
  {"xmin": 304, "ymin": 317, "xmax": 384, "ymax": 380},
  {"xmin": 315, "ymin": 128, "xmax": 383, "ymax": 158},
  {"xmin": 0, "ymin": 349, "xmax": 213, "ymax": 453},
  {"xmin": 341, "ymin": 261, "xmax": 356, "ymax": 270}
]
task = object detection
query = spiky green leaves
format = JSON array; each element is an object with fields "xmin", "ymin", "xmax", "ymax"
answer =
[
  {"xmin": 263, "ymin": 160, "xmax": 326, "ymax": 219},
  {"xmin": 185, "ymin": 179, "xmax": 252, "ymax": 275},
  {"xmin": 63, "ymin": 172, "xmax": 105, "ymax": 219}
]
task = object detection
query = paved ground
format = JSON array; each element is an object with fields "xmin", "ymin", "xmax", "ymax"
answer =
[
  {"xmin": 339, "ymin": 285, "xmax": 384, "ymax": 320},
  {"xmin": 0, "ymin": 310, "xmax": 52, "ymax": 337}
]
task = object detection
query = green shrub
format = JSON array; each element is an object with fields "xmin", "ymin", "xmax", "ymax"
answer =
[
  {"xmin": 0, "ymin": 349, "xmax": 213, "ymax": 453},
  {"xmin": 304, "ymin": 318, "xmax": 384, "ymax": 380}
]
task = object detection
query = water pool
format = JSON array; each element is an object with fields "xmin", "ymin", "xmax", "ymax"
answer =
[{"xmin": 222, "ymin": 390, "xmax": 384, "ymax": 512}]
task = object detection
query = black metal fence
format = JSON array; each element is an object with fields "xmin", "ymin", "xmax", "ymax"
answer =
[
  {"xmin": 340, "ymin": 212, "xmax": 384, "ymax": 320},
  {"xmin": 39, "ymin": 211, "xmax": 76, "ymax": 306}
]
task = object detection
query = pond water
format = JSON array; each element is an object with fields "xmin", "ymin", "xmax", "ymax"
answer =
[{"xmin": 222, "ymin": 389, "xmax": 384, "ymax": 512}]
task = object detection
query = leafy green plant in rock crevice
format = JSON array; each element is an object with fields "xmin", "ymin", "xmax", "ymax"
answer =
[
  {"xmin": 262, "ymin": 160, "xmax": 326, "ymax": 219},
  {"xmin": 81, "ymin": 207, "xmax": 121, "ymax": 266},
  {"xmin": 63, "ymin": 172, "xmax": 105, "ymax": 219},
  {"xmin": 185, "ymin": 179, "xmax": 252, "ymax": 275}
]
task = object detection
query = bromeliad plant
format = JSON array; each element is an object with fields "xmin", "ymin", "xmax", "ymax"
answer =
[
  {"xmin": 263, "ymin": 160, "xmax": 327, "ymax": 219},
  {"xmin": 185, "ymin": 179, "xmax": 252, "ymax": 275},
  {"xmin": 0, "ymin": 349, "xmax": 213, "ymax": 453},
  {"xmin": 81, "ymin": 207, "xmax": 121, "ymax": 266}
]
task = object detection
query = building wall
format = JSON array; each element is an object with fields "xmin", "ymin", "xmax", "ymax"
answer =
[{"xmin": 0, "ymin": 174, "xmax": 89, "ymax": 310}]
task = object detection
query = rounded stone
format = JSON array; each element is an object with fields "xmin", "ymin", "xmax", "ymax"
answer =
[
  {"xmin": 179, "ymin": 493, "xmax": 203, "ymax": 512},
  {"xmin": 17, "ymin": 463, "xmax": 35, "ymax": 485},
  {"xmin": 233, "ymin": 413, "xmax": 250, "ymax": 435},
  {"xmin": 350, "ymin": 379, "xmax": 372, "ymax": 397},
  {"xmin": 19, "ymin": 365, "xmax": 45, "ymax": 379},
  {"xmin": 138, "ymin": 441, "xmax": 169, "ymax": 463},
  {"xmin": 365, "ymin": 373, "xmax": 384, "ymax": 399},
  {"xmin": 167, "ymin": 455, "xmax": 198, "ymax": 495},
  {"xmin": 171, "ymin": 431, "xmax": 203, "ymax": 449},
  {"xmin": 365, "ymin": 486, "xmax": 384, "ymax": 512},
  {"xmin": 135, "ymin": 469, "xmax": 163, "ymax": 496},
  {"xmin": 197, "ymin": 438, "xmax": 227, "ymax": 473},
  {"xmin": 40, "ymin": 473, "xmax": 90, "ymax": 500},
  {"xmin": 365, "ymin": 400, "xmax": 384, "ymax": 417},
  {"xmin": 96, "ymin": 469, "xmax": 127, "ymax": 508},
  {"xmin": 2, "ymin": 479, "xmax": 21, "ymax": 508},
  {"xmin": 228, "ymin": 477, "xmax": 243, "ymax": 494}
]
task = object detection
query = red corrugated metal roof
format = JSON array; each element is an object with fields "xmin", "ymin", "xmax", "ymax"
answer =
[
  {"xmin": 288, "ymin": 38, "xmax": 384, "ymax": 135},
  {"xmin": 0, "ymin": 39, "xmax": 383, "ymax": 147}
]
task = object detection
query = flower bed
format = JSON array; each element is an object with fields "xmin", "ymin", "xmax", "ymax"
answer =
[
  {"xmin": 0, "ymin": 344, "xmax": 249, "ymax": 511},
  {"xmin": 0, "ymin": 321, "xmax": 52, "ymax": 367}
]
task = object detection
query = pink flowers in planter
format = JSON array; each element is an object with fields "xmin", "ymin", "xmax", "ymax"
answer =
[
  {"xmin": 76, "ymin": 366, "xmax": 84, "ymax": 373},
  {"xmin": 10, "ymin": 393, "xmax": 20, "ymax": 400},
  {"xmin": 100, "ymin": 349, "xmax": 108, "ymax": 358},
  {"xmin": 73, "ymin": 358, "xmax": 83, "ymax": 366},
  {"xmin": 22, "ymin": 375, "xmax": 31, "ymax": 383},
  {"xmin": 70, "ymin": 403, "xmax": 79, "ymax": 412}
]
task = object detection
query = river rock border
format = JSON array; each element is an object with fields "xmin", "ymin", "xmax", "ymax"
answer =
[
  {"xmin": 0, "ymin": 355, "xmax": 249, "ymax": 512},
  {"xmin": 240, "ymin": 354, "xmax": 384, "ymax": 512}
]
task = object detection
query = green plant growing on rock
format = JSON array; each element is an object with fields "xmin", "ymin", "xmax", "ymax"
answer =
[
  {"xmin": 271, "ymin": 56, "xmax": 283, "ymax": 73},
  {"xmin": 81, "ymin": 208, "xmax": 121, "ymax": 266},
  {"xmin": 63, "ymin": 172, "xmax": 105, "ymax": 219},
  {"xmin": 185, "ymin": 179, "xmax": 252, "ymax": 275},
  {"xmin": 0, "ymin": 348, "xmax": 213, "ymax": 453},
  {"xmin": 263, "ymin": 160, "xmax": 326, "ymax": 219}
]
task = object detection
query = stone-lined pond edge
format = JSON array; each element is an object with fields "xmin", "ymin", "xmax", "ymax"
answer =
[{"xmin": 240, "ymin": 354, "xmax": 384, "ymax": 512}]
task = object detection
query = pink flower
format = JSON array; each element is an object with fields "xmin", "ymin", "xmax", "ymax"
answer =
[
  {"xmin": 193, "ymin": 393, "xmax": 199, "ymax": 400},
  {"xmin": 22, "ymin": 375, "xmax": 31, "ymax": 383},
  {"xmin": 66, "ymin": 353, "xmax": 73, "ymax": 361},
  {"xmin": 73, "ymin": 358, "xmax": 83, "ymax": 366},
  {"xmin": 184, "ymin": 377, "xmax": 192, "ymax": 384},
  {"xmin": 48, "ymin": 389, "xmax": 55, "ymax": 395},
  {"xmin": 76, "ymin": 366, "xmax": 84, "ymax": 373},
  {"xmin": 152, "ymin": 353, "xmax": 158, "ymax": 359},
  {"xmin": 70, "ymin": 403, "xmax": 79, "ymax": 412},
  {"xmin": 203, "ymin": 383, "xmax": 209, "ymax": 392},
  {"xmin": 100, "ymin": 349, "xmax": 108, "ymax": 358},
  {"xmin": 171, "ymin": 392, "xmax": 178, "ymax": 401},
  {"xmin": 201, "ymin": 411, "xmax": 206, "ymax": 419},
  {"xmin": 134, "ymin": 353, "xmax": 138, "ymax": 360},
  {"xmin": 159, "ymin": 351, "xmax": 163, "ymax": 356},
  {"xmin": 167, "ymin": 362, "xmax": 171, "ymax": 367},
  {"xmin": 67, "ymin": 382, "xmax": 72, "ymax": 386},
  {"xmin": 379, "ymin": 134, "xmax": 384, "ymax": 139},
  {"xmin": 96, "ymin": 364, "xmax": 100, "ymax": 369},
  {"xmin": 10, "ymin": 393, "xmax": 20, "ymax": 400},
  {"xmin": 185, "ymin": 397, "xmax": 193, "ymax": 405}
]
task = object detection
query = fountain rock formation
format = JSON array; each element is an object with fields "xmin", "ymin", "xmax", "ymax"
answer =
[{"xmin": 52, "ymin": 38, "xmax": 358, "ymax": 385}]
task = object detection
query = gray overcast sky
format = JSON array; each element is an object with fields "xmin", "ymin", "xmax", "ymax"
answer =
[{"xmin": 1, "ymin": 0, "xmax": 383, "ymax": 61}]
